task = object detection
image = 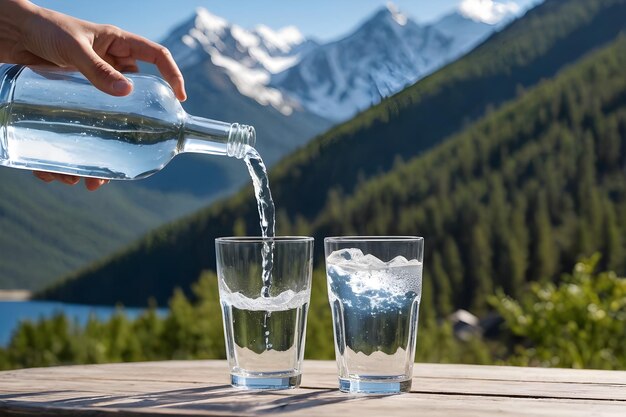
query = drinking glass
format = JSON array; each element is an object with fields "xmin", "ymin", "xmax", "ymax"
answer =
[
  {"xmin": 216, "ymin": 236, "xmax": 313, "ymax": 390},
  {"xmin": 324, "ymin": 236, "xmax": 424, "ymax": 394}
]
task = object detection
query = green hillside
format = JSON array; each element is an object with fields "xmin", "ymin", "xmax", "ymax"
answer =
[
  {"xmin": 40, "ymin": 0, "xmax": 626, "ymax": 306},
  {"xmin": 0, "ymin": 169, "xmax": 203, "ymax": 290},
  {"xmin": 312, "ymin": 36, "xmax": 626, "ymax": 314},
  {"xmin": 269, "ymin": 0, "xmax": 626, "ymax": 219}
]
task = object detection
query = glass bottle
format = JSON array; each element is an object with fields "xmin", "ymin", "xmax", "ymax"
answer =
[{"xmin": 0, "ymin": 64, "xmax": 255, "ymax": 180}]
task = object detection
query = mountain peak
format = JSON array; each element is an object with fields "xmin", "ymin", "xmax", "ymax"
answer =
[
  {"xmin": 162, "ymin": 8, "xmax": 309, "ymax": 116},
  {"xmin": 253, "ymin": 24, "xmax": 305, "ymax": 53},
  {"xmin": 386, "ymin": 2, "xmax": 408, "ymax": 26},
  {"xmin": 194, "ymin": 7, "xmax": 229, "ymax": 33},
  {"xmin": 365, "ymin": 2, "xmax": 411, "ymax": 30},
  {"xmin": 458, "ymin": 0, "xmax": 520, "ymax": 25}
]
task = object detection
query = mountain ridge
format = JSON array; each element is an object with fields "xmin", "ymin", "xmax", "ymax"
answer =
[
  {"xmin": 272, "ymin": 6, "xmax": 512, "ymax": 121},
  {"xmin": 159, "ymin": 4, "xmax": 519, "ymax": 122}
]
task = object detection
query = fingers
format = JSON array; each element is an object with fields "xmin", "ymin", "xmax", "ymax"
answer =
[
  {"xmin": 33, "ymin": 171, "xmax": 109, "ymax": 190},
  {"xmin": 33, "ymin": 171, "xmax": 78, "ymax": 184},
  {"xmin": 113, "ymin": 56, "xmax": 139, "ymax": 73},
  {"xmin": 33, "ymin": 171, "xmax": 55, "ymax": 182},
  {"xmin": 116, "ymin": 63, "xmax": 140, "ymax": 73},
  {"xmin": 62, "ymin": 175, "xmax": 80, "ymax": 185},
  {"xmin": 70, "ymin": 43, "xmax": 133, "ymax": 96},
  {"xmin": 85, "ymin": 178, "xmax": 109, "ymax": 191},
  {"xmin": 123, "ymin": 33, "xmax": 187, "ymax": 101}
]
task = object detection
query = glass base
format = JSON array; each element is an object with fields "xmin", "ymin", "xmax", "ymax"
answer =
[
  {"xmin": 231, "ymin": 374, "xmax": 301, "ymax": 390},
  {"xmin": 339, "ymin": 378, "xmax": 412, "ymax": 394}
]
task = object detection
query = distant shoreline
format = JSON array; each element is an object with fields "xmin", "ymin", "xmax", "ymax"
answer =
[{"xmin": 0, "ymin": 290, "xmax": 32, "ymax": 301}]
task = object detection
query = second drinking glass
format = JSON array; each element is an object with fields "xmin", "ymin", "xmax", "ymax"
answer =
[{"xmin": 324, "ymin": 236, "xmax": 424, "ymax": 394}]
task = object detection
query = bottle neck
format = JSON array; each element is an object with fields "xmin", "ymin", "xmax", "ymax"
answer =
[{"xmin": 181, "ymin": 114, "xmax": 256, "ymax": 159}]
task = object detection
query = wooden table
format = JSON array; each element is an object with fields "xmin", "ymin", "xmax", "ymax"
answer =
[{"xmin": 0, "ymin": 360, "xmax": 624, "ymax": 416}]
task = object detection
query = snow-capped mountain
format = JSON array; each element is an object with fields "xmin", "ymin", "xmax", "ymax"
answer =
[
  {"xmin": 141, "ymin": 3, "xmax": 522, "ymax": 197},
  {"xmin": 273, "ymin": 4, "xmax": 516, "ymax": 121},
  {"xmin": 139, "ymin": 8, "xmax": 331, "ymax": 198},
  {"xmin": 160, "ymin": 3, "xmax": 521, "ymax": 124},
  {"xmin": 162, "ymin": 8, "xmax": 318, "ymax": 116}
]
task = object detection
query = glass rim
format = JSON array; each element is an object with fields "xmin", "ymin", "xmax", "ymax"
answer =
[
  {"xmin": 324, "ymin": 236, "xmax": 423, "ymax": 243},
  {"xmin": 216, "ymin": 236, "xmax": 314, "ymax": 244}
]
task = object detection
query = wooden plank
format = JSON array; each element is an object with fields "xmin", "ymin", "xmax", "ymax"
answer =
[
  {"xmin": 4, "ymin": 372, "xmax": 623, "ymax": 403},
  {"xmin": 1, "ymin": 389, "xmax": 625, "ymax": 417},
  {"xmin": 0, "ymin": 361, "xmax": 231, "ymax": 385},
  {"xmin": 304, "ymin": 361, "xmax": 626, "ymax": 385},
  {"xmin": 411, "ymin": 363, "xmax": 626, "ymax": 384},
  {"xmin": 5, "ymin": 360, "xmax": 626, "ymax": 385},
  {"xmin": 303, "ymin": 362, "xmax": 626, "ymax": 400},
  {"xmin": 2, "ymin": 361, "xmax": 625, "ymax": 400},
  {"xmin": 1, "ymin": 361, "xmax": 624, "ymax": 417}
]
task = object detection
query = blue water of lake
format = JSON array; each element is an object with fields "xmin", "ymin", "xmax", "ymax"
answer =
[{"xmin": 0, "ymin": 300, "xmax": 166, "ymax": 346}]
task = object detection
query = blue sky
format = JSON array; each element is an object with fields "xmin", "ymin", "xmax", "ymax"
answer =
[{"xmin": 31, "ymin": 0, "xmax": 538, "ymax": 43}]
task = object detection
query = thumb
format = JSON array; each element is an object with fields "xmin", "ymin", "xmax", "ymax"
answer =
[{"xmin": 71, "ymin": 45, "xmax": 133, "ymax": 96}]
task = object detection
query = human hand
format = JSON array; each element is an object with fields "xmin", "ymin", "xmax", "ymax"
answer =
[
  {"xmin": 33, "ymin": 172, "xmax": 110, "ymax": 191},
  {"xmin": 1, "ymin": 0, "xmax": 186, "ymax": 99},
  {"xmin": 1, "ymin": 0, "xmax": 187, "ymax": 190}
]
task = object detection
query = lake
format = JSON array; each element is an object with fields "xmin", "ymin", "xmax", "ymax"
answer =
[{"xmin": 0, "ymin": 300, "xmax": 166, "ymax": 346}]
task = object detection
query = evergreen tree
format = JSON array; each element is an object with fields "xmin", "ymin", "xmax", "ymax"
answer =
[
  {"xmin": 509, "ymin": 195, "xmax": 529, "ymax": 295},
  {"xmin": 602, "ymin": 197, "xmax": 623, "ymax": 272},
  {"xmin": 488, "ymin": 176, "xmax": 511, "ymax": 291},
  {"xmin": 431, "ymin": 253, "xmax": 454, "ymax": 315},
  {"xmin": 596, "ymin": 116, "xmax": 621, "ymax": 172},
  {"xmin": 468, "ymin": 224, "xmax": 494, "ymax": 312},
  {"xmin": 576, "ymin": 132, "xmax": 602, "ymax": 240},
  {"xmin": 442, "ymin": 237, "xmax": 464, "ymax": 305},
  {"xmin": 531, "ymin": 191, "xmax": 558, "ymax": 281}
]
